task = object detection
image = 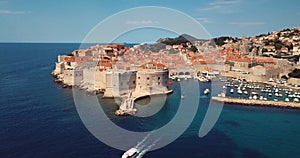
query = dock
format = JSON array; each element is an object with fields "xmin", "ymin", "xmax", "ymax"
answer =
[
  {"xmin": 115, "ymin": 89, "xmax": 173, "ymax": 116},
  {"xmin": 212, "ymin": 96, "xmax": 300, "ymax": 109}
]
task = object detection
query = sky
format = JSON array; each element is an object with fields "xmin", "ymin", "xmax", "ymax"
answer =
[{"xmin": 0, "ymin": 0, "xmax": 300, "ymax": 43}]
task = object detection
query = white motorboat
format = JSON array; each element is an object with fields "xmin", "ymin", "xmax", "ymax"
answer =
[
  {"xmin": 237, "ymin": 89, "xmax": 243, "ymax": 94},
  {"xmin": 251, "ymin": 92, "xmax": 258, "ymax": 95},
  {"xmin": 122, "ymin": 148, "xmax": 139, "ymax": 158},
  {"xmin": 230, "ymin": 89, "xmax": 234, "ymax": 93},
  {"xmin": 268, "ymin": 93, "xmax": 272, "ymax": 97},
  {"xmin": 285, "ymin": 98, "xmax": 290, "ymax": 102},
  {"xmin": 253, "ymin": 95, "xmax": 258, "ymax": 100},
  {"xmin": 204, "ymin": 89, "xmax": 210, "ymax": 95}
]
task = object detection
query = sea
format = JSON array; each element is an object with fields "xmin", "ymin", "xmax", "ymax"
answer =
[{"xmin": 0, "ymin": 43, "xmax": 300, "ymax": 158}]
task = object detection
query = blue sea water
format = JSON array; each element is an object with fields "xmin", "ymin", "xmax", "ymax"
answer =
[{"xmin": 0, "ymin": 43, "xmax": 300, "ymax": 158}]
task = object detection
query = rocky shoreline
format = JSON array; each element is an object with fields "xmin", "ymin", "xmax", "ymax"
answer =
[{"xmin": 51, "ymin": 71, "xmax": 103, "ymax": 95}]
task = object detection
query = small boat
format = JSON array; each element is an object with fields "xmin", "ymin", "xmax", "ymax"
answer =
[
  {"xmin": 237, "ymin": 89, "xmax": 243, "ymax": 94},
  {"xmin": 243, "ymin": 91, "xmax": 248, "ymax": 95},
  {"xmin": 268, "ymin": 93, "xmax": 272, "ymax": 97},
  {"xmin": 181, "ymin": 94, "xmax": 185, "ymax": 99},
  {"xmin": 268, "ymin": 78, "xmax": 274, "ymax": 82},
  {"xmin": 285, "ymin": 98, "xmax": 290, "ymax": 102},
  {"xmin": 251, "ymin": 92, "xmax": 258, "ymax": 95},
  {"xmin": 177, "ymin": 78, "xmax": 181, "ymax": 82},
  {"xmin": 285, "ymin": 91, "xmax": 289, "ymax": 94},
  {"xmin": 220, "ymin": 93, "xmax": 226, "ymax": 97},
  {"xmin": 204, "ymin": 89, "xmax": 210, "ymax": 95},
  {"xmin": 122, "ymin": 148, "xmax": 139, "ymax": 158},
  {"xmin": 253, "ymin": 95, "xmax": 258, "ymax": 100},
  {"xmin": 230, "ymin": 89, "xmax": 234, "ymax": 93},
  {"xmin": 294, "ymin": 98, "xmax": 299, "ymax": 102}
]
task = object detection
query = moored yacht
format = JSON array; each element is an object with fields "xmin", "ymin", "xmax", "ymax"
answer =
[
  {"xmin": 237, "ymin": 89, "xmax": 243, "ymax": 94},
  {"xmin": 285, "ymin": 98, "xmax": 290, "ymax": 102}
]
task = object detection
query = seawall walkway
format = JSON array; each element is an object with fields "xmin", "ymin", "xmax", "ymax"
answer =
[{"xmin": 212, "ymin": 96, "xmax": 300, "ymax": 109}]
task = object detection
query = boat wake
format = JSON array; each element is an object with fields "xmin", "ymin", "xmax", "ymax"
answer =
[
  {"xmin": 135, "ymin": 132, "xmax": 152, "ymax": 149},
  {"xmin": 133, "ymin": 132, "xmax": 160, "ymax": 158},
  {"xmin": 136, "ymin": 138, "xmax": 160, "ymax": 158}
]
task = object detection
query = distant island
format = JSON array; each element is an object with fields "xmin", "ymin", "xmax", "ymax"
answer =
[{"xmin": 52, "ymin": 26, "xmax": 300, "ymax": 115}]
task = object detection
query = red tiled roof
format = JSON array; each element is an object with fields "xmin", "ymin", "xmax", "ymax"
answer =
[
  {"xmin": 255, "ymin": 58, "xmax": 274, "ymax": 63},
  {"xmin": 64, "ymin": 56, "xmax": 92, "ymax": 62},
  {"xmin": 140, "ymin": 62, "xmax": 167, "ymax": 68}
]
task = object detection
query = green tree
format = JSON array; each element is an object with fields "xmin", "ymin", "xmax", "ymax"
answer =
[
  {"xmin": 275, "ymin": 43, "xmax": 282, "ymax": 50},
  {"xmin": 262, "ymin": 48, "xmax": 268, "ymax": 52},
  {"xmin": 169, "ymin": 48, "xmax": 178, "ymax": 54}
]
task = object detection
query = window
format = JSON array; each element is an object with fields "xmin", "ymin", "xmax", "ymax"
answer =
[
  {"xmin": 138, "ymin": 77, "xmax": 140, "ymax": 79},
  {"xmin": 158, "ymin": 77, "xmax": 160, "ymax": 80},
  {"xmin": 158, "ymin": 82, "xmax": 160, "ymax": 85},
  {"xmin": 133, "ymin": 81, "xmax": 136, "ymax": 84},
  {"xmin": 147, "ymin": 77, "xmax": 150, "ymax": 80}
]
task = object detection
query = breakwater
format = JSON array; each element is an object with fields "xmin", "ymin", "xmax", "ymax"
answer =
[{"xmin": 212, "ymin": 96, "xmax": 300, "ymax": 109}]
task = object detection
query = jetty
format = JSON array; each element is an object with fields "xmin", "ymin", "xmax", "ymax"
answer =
[
  {"xmin": 115, "ymin": 92, "xmax": 137, "ymax": 116},
  {"xmin": 212, "ymin": 96, "xmax": 300, "ymax": 109},
  {"xmin": 115, "ymin": 89, "xmax": 173, "ymax": 116}
]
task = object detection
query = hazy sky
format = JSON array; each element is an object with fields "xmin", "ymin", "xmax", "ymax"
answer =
[{"xmin": 0, "ymin": 0, "xmax": 300, "ymax": 42}]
